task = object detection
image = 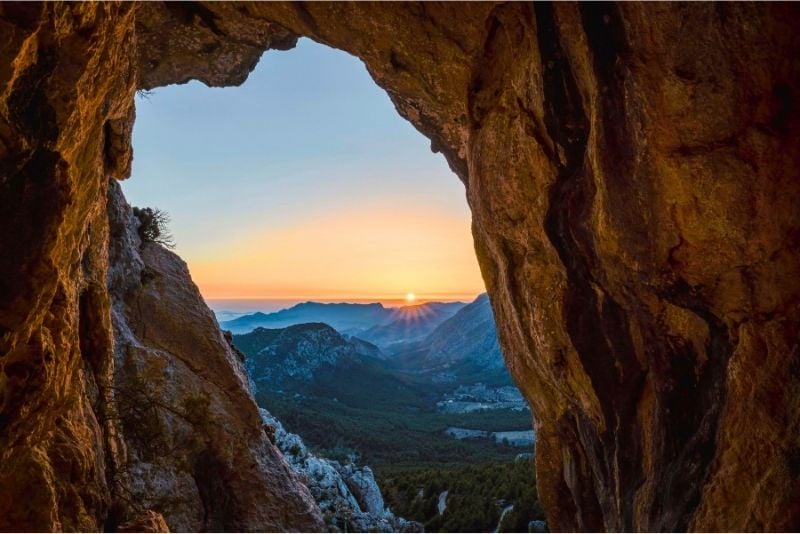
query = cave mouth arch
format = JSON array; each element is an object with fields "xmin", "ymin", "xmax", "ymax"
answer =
[
  {"xmin": 131, "ymin": 4, "xmax": 800, "ymax": 531},
  {"xmin": 2, "ymin": 3, "xmax": 796, "ymax": 532},
  {"xmin": 125, "ymin": 36, "xmax": 538, "ymax": 532}
]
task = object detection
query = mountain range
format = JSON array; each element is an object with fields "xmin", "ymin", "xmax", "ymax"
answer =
[
  {"xmin": 223, "ymin": 302, "xmax": 390, "ymax": 333},
  {"xmin": 221, "ymin": 300, "xmax": 466, "ymax": 341},
  {"xmin": 232, "ymin": 293, "xmax": 512, "ymax": 403},
  {"xmin": 357, "ymin": 302, "xmax": 466, "ymax": 349},
  {"xmin": 230, "ymin": 292, "xmax": 532, "ymax": 481},
  {"xmin": 395, "ymin": 293, "xmax": 510, "ymax": 385},
  {"xmin": 237, "ymin": 323, "xmax": 427, "ymax": 410}
]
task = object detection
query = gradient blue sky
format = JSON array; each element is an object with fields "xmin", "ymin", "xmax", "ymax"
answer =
[{"xmin": 124, "ymin": 38, "xmax": 484, "ymax": 302}]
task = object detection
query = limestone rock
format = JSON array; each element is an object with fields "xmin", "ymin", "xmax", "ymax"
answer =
[
  {"xmin": 106, "ymin": 181, "xmax": 323, "ymax": 532},
  {"xmin": 338, "ymin": 464, "xmax": 387, "ymax": 517},
  {"xmin": 0, "ymin": 4, "xmax": 139, "ymax": 530},
  {"xmin": 259, "ymin": 408, "xmax": 421, "ymax": 533},
  {"xmin": 133, "ymin": 4, "xmax": 800, "ymax": 530},
  {"xmin": 0, "ymin": 2, "xmax": 798, "ymax": 532}
]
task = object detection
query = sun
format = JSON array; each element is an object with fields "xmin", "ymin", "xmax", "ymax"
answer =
[{"xmin": 405, "ymin": 292, "xmax": 416, "ymax": 304}]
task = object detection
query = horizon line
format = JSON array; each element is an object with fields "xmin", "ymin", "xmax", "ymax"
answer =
[{"xmin": 203, "ymin": 294, "xmax": 482, "ymax": 301}]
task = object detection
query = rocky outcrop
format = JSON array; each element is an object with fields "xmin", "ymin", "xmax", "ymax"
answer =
[
  {"xmin": 1, "ymin": 2, "xmax": 798, "ymax": 532},
  {"xmin": 259, "ymin": 408, "xmax": 421, "ymax": 533},
  {"xmin": 106, "ymin": 181, "xmax": 323, "ymax": 531}
]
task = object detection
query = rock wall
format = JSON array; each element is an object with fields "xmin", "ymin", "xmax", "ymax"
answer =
[
  {"xmin": 1, "ymin": 4, "xmax": 137, "ymax": 530},
  {"xmin": 1, "ymin": 2, "xmax": 798, "ymax": 532}
]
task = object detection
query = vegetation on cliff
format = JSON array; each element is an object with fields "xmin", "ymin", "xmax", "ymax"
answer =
[{"xmin": 132, "ymin": 206, "xmax": 174, "ymax": 248}]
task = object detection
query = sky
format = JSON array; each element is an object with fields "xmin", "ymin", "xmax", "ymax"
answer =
[{"xmin": 124, "ymin": 38, "xmax": 485, "ymax": 305}]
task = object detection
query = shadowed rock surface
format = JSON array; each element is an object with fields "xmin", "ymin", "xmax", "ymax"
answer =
[
  {"xmin": 0, "ymin": 2, "xmax": 798, "ymax": 532},
  {"xmin": 115, "ymin": 510, "xmax": 170, "ymax": 533}
]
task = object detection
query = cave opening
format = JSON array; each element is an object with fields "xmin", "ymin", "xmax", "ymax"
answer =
[
  {"xmin": 2, "ymin": 3, "xmax": 796, "ymax": 532},
  {"xmin": 123, "ymin": 38, "xmax": 541, "ymax": 532}
]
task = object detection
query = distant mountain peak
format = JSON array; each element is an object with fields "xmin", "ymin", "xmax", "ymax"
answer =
[
  {"xmin": 221, "ymin": 299, "xmax": 466, "ymax": 338},
  {"xmin": 282, "ymin": 322, "xmax": 339, "ymax": 334},
  {"xmin": 388, "ymin": 292, "xmax": 511, "ymax": 385},
  {"xmin": 294, "ymin": 301, "xmax": 386, "ymax": 310},
  {"xmin": 358, "ymin": 301, "xmax": 467, "ymax": 349}
]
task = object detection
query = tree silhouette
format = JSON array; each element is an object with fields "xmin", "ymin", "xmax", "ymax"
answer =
[{"xmin": 132, "ymin": 206, "xmax": 175, "ymax": 249}]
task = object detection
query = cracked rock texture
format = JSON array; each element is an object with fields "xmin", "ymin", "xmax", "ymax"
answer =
[
  {"xmin": 260, "ymin": 408, "xmax": 422, "ymax": 533},
  {"xmin": 0, "ymin": 2, "xmax": 798, "ymax": 532}
]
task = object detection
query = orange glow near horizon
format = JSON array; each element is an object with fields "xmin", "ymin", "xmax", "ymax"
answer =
[
  {"xmin": 184, "ymin": 203, "xmax": 486, "ymax": 302},
  {"xmin": 125, "ymin": 39, "xmax": 487, "ymax": 304}
]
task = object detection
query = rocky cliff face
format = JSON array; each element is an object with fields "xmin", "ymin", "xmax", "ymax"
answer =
[
  {"xmin": 106, "ymin": 181, "xmax": 323, "ymax": 531},
  {"xmin": 1, "ymin": 2, "xmax": 798, "ymax": 532}
]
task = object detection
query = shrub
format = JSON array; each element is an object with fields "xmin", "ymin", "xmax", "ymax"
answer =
[{"xmin": 132, "ymin": 206, "xmax": 175, "ymax": 248}]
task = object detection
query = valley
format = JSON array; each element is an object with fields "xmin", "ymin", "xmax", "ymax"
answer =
[{"xmin": 221, "ymin": 294, "xmax": 544, "ymax": 531}]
